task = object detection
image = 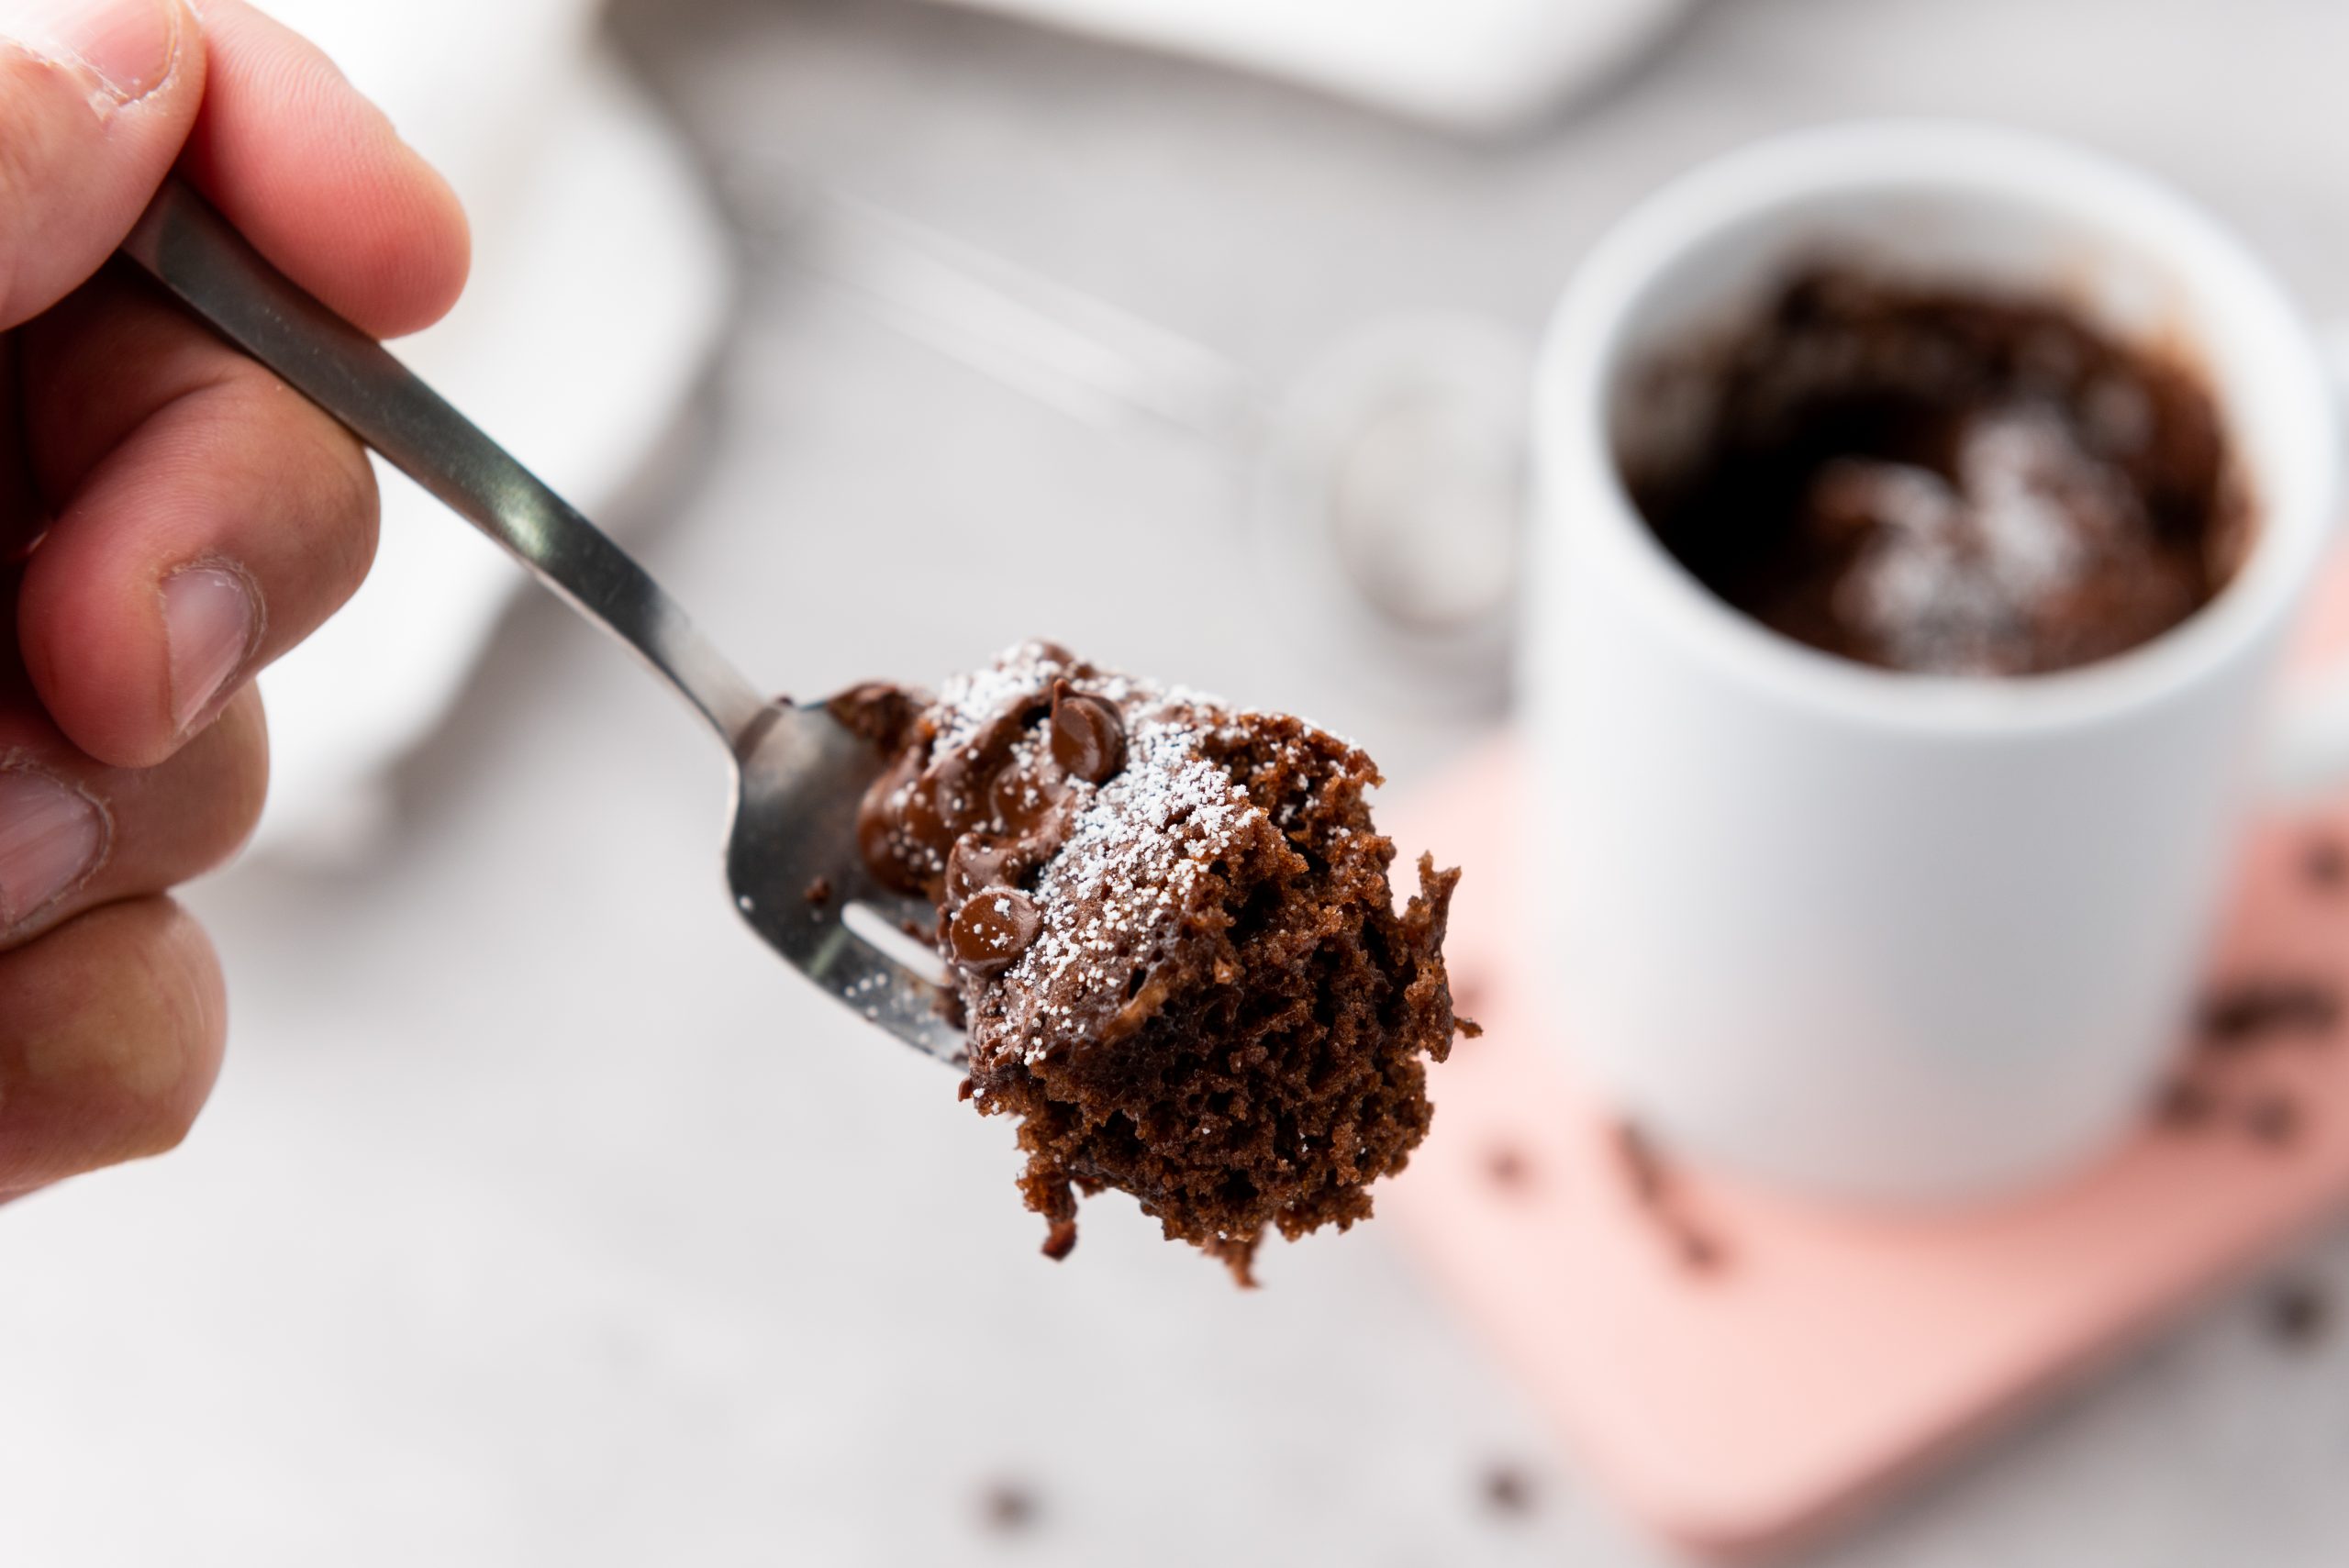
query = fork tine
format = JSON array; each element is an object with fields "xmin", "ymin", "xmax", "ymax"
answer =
[
  {"xmin": 725, "ymin": 699, "xmax": 967, "ymax": 1065},
  {"xmin": 807, "ymin": 933, "xmax": 966, "ymax": 1062}
]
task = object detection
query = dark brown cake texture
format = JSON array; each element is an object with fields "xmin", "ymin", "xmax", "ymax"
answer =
[
  {"xmin": 1629, "ymin": 267, "xmax": 2245, "ymax": 677},
  {"xmin": 852, "ymin": 640, "xmax": 1466, "ymax": 1283}
]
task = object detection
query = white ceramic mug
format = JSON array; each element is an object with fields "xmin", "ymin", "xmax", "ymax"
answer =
[{"xmin": 1525, "ymin": 120, "xmax": 2349, "ymax": 1205}]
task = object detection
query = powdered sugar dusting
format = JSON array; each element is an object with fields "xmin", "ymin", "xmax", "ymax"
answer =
[
  {"xmin": 898, "ymin": 643, "xmax": 1269, "ymax": 1068},
  {"xmin": 1823, "ymin": 409, "xmax": 2154, "ymax": 675},
  {"xmin": 928, "ymin": 640, "xmax": 1228, "ymax": 757},
  {"xmin": 996, "ymin": 711, "xmax": 1252, "ymax": 1064}
]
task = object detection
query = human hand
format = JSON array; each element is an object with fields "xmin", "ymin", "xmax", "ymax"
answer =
[{"xmin": 0, "ymin": 0, "xmax": 466, "ymax": 1195}]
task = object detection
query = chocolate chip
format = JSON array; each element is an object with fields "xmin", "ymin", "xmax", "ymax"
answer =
[
  {"xmin": 2200, "ymin": 982, "xmax": 2341, "ymax": 1050},
  {"xmin": 1049, "ymin": 679, "xmax": 1127, "ymax": 784},
  {"xmin": 1481, "ymin": 1464, "xmax": 1535, "ymax": 1517},
  {"xmin": 2265, "ymin": 1278, "xmax": 2332, "ymax": 1349},
  {"xmin": 949, "ymin": 889, "xmax": 1042, "ymax": 978},
  {"xmin": 803, "ymin": 875, "xmax": 832, "ymax": 906},
  {"xmin": 2306, "ymin": 836, "xmax": 2347, "ymax": 890},
  {"xmin": 977, "ymin": 1481, "xmax": 1039, "ymax": 1532},
  {"xmin": 2244, "ymin": 1094, "xmax": 2301, "ymax": 1147},
  {"xmin": 956, "ymin": 1076, "xmax": 975, "ymax": 1102},
  {"xmin": 944, "ymin": 836, "xmax": 1017, "ymax": 905}
]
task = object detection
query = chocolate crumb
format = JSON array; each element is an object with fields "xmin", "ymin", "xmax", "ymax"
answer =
[
  {"xmin": 2306, "ymin": 837, "xmax": 2347, "ymax": 890},
  {"xmin": 2156, "ymin": 1076, "xmax": 2216, "ymax": 1130},
  {"xmin": 825, "ymin": 682, "xmax": 918, "ymax": 748},
  {"xmin": 2244, "ymin": 1094, "xmax": 2301, "ymax": 1148},
  {"xmin": 977, "ymin": 1481, "xmax": 1039, "ymax": 1533},
  {"xmin": 1041, "ymin": 1219, "xmax": 1078, "ymax": 1261},
  {"xmin": 956, "ymin": 1076, "xmax": 975, "ymax": 1103},
  {"xmin": 803, "ymin": 875, "xmax": 833, "ymax": 906},
  {"xmin": 2200, "ymin": 981, "xmax": 2341, "ymax": 1050},
  {"xmin": 948, "ymin": 889, "xmax": 1043, "ymax": 978},
  {"xmin": 1481, "ymin": 1464, "xmax": 1535, "ymax": 1517},
  {"xmin": 2265, "ymin": 1278, "xmax": 2332, "ymax": 1349},
  {"xmin": 1486, "ymin": 1144, "xmax": 1531, "ymax": 1191},
  {"xmin": 1048, "ymin": 678, "xmax": 1128, "ymax": 784}
]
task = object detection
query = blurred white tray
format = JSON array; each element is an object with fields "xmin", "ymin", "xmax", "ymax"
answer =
[
  {"xmin": 929, "ymin": 0, "xmax": 1693, "ymax": 131},
  {"xmin": 250, "ymin": 45, "xmax": 731, "ymax": 860}
]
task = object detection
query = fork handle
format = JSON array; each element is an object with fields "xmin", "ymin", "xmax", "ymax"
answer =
[{"xmin": 118, "ymin": 177, "xmax": 772, "ymax": 757}]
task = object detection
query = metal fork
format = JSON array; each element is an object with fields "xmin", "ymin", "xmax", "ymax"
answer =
[{"xmin": 120, "ymin": 179, "xmax": 963, "ymax": 1063}]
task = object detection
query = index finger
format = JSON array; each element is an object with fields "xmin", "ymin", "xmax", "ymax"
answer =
[{"xmin": 176, "ymin": 0, "xmax": 468, "ymax": 339}]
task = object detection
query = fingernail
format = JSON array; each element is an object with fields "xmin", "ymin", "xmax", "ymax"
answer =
[
  {"xmin": 0, "ymin": 769, "xmax": 106, "ymax": 929},
  {"xmin": 0, "ymin": 0, "xmax": 183, "ymax": 107},
  {"xmin": 161, "ymin": 563, "xmax": 259, "ymax": 733}
]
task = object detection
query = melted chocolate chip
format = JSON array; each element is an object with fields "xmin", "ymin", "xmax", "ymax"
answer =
[
  {"xmin": 857, "ymin": 685, "xmax": 1075, "ymax": 901},
  {"xmin": 988, "ymin": 759, "xmax": 1060, "ymax": 832},
  {"xmin": 945, "ymin": 836, "xmax": 1019, "ymax": 906},
  {"xmin": 1050, "ymin": 678, "xmax": 1127, "ymax": 784},
  {"xmin": 949, "ymin": 889, "xmax": 1042, "ymax": 977}
]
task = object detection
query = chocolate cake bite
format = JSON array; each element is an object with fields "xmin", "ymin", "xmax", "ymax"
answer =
[{"xmin": 852, "ymin": 641, "xmax": 1465, "ymax": 1283}]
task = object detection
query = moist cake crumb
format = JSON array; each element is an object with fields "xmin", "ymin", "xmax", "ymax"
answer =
[{"xmin": 851, "ymin": 640, "xmax": 1464, "ymax": 1282}]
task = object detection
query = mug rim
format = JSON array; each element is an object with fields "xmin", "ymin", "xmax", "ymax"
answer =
[{"xmin": 1536, "ymin": 117, "xmax": 2342, "ymax": 736}]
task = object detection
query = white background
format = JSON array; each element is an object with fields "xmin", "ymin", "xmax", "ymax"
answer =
[{"xmin": 6, "ymin": 0, "xmax": 2349, "ymax": 1563}]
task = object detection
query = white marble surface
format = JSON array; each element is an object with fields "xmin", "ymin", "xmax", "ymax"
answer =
[{"xmin": 6, "ymin": 0, "xmax": 2349, "ymax": 1562}]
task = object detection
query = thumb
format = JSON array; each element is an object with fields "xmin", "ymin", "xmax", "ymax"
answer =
[{"xmin": 0, "ymin": 0, "xmax": 202, "ymax": 330}]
